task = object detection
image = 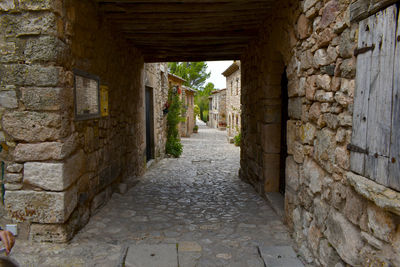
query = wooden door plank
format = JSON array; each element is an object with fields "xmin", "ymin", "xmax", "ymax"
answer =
[
  {"xmin": 388, "ymin": 9, "xmax": 400, "ymax": 191},
  {"xmin": 365, "ymin": 5, "xmax": 397, "ymax": 185},
  {"xmin": 350, "ymin": 17, "xmax": 374, "ymax": 175}
]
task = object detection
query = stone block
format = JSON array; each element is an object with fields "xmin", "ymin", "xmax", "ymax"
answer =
[
  {"xmin": 30, "ymin": 223, "xmax": 72, "ymax": 243},
  {"xmin": 5, "ymin": 186, "xmax": 77, "ymax": 223},
  {"xmin": 309, "ymin": 102, "xmax": 321, "ymax": 122},
  {"xmin": 0, "ymin": 91, "xmax": 18, "ymax": 108},
  {"xmin": 0, "ymin": 0, "xmax": 14, "ymax": 11},
  {"xmin": 325, "ymin": 209, "xmax": 364, "ymax": 266},
  {"xmin": 303, "ymin": 157, "xmax": 326, "ymax": 193},
  {"xmin": 262, "ymin": 124, "xmax": 281, "ymax": 154},
  {"xmin": 314, "ymin": 197, "xmax": 329, "ymax": 227},
  {"xmin": 299, "ymin": 122, "xmax": 316, "ymax": 145},
  {"xmin": 0, "ymin": 12, "xmax": 56, "ymax": 37},
  {"xmin": 2, "ymin": 111, "xmax": 62, "ymax": 142},
  {"xmin": 319, "ymin": 239, "xmax": 343, "ymax": 267},
  {"xmin": 6, "ymin": 163, "xmax": 23, "ymax": 173},
  {"xmin": 344, "ymin": 187, "xmax": 366, "ymax": 226},
  {"xmin": 4, "ymin": 183, "xmax": 22, "ymax": 190},
  {"xmin": 0, "ymin": 64, "xmax": 60, "ymax": 87},
  {"xmin": 15, "ymin": 136, "xmax": 77, "ymax": 161},
  {"xmin": 18, "ymin": 0, "xmax": 53, "ymax": 11},
  {"xmin": 287, "ymin": 120, "xmax": 297, "ymax": 155},
  {"xmin": 24, "ymin": 36, "xmax": 66, "ymax": 62},
  {"xmin": 320, "ymin": 0, "xmax": 339, "ymax": 28},
  {"xmin": 297, "ymin": 14, "xmax": 311, "ymax": 39},
  {"xmin": 24, "ymin": 150, "xmax": 84, "ymax": 191},
  {"xmin": 5, "ymin": 173, "xmax": 22, "ymax": 183},
  {"xmin": 315, "ymin": 90, "xmax": 334, "ymax": 102},
  {"xmin": 322, "ymin": 113, "xmax": 339, "ymax": 129},
  {"xmin": 288, "ymin": 97, "xmax": 302, "ymax": 120},
  {"xmin": 263, "ymin": 153, "xmax": 280, "ymax": 192},
  {"xmin": 314, "ymin": 49, "xmax": 331, "ymax": 67},
  {"xmin": 90, "ymin": 190, "xmax": 107, "ymax": 214},
  {"xmin": 314, "ymin": 128, "xmax": 336, "ymax": 173},
  {"xmin": 303, "ymin": 0, "xmax": 319, "ymax": 12},
  {"xmin": 285, "ymin": 156, "xmax": 299, "ymax": 191},
  {"xmin": 340, "ymin": 58, "xmax": 356, "ymax": 79},
  {"xmin": 367, "ymin": 204, "xmax": 395, "ymax": 243},
  {"xmin": 21, "ymin": 87, "xmax": 62, "ymax": 111},
  {"xmin": 316, "ymin": 74, "xmax": 331, "ymax": 91},
  {"xmin": 334, "ymin": 92, "xmax": 352, "ymax": 107}
]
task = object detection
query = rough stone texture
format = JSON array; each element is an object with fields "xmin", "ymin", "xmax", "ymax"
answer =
[
  {"xmin": 5, "ymin": 187, "xmax": 77, "ymax": 223},
  {"xmin": 2, "ymin": 111, "xmax": 63, "ymax": 142},
  {"xmin": 0, "ymin": 90, "xmax": 18, "ymax": 108},
  {"xmin": 24, "ymin": 150, "xmax": 84, "ymax": 191},
  {"xmin": 0, "ymin": 0, "xmax": 161, "ymax": 243},
  {"xmin": 240, "ymin": 1, "xmax": 400, "ymax": 265},
  {"xmin": 224, "ymin": 62, "xmax": 241, "ymax": 140},
  {"xmin": 14, "ymin": 137, "xmax": 77, "ymax": 163},
  {"xmin": 325, "ymin": 209, "xmax": 364, "ymax": 266},
  {"xmin": 347, "ymin": 172, "xmax": 400, "ymax": 216}
]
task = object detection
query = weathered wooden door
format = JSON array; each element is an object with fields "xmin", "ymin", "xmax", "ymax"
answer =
[
  {"xmin": 350, "ymin": 4, "xmax": 400, "ymax": 190},
  {"xmin": 145, "ymin": 87, "xmax": 154, "ymax": 162}
]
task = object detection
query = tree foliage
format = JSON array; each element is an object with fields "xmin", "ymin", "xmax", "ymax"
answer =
[
  {"xmin": 195, "ymin": 82, "xmax": 214, "ymax": 122},
  {"xmin": 165, "ymin": 89, "xmax": 184, "ymax": 157},
  {"xmin": 168, "ymin": 62, "xmax": 211, "ymax": 90}
]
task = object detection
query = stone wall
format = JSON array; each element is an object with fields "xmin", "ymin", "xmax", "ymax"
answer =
[
  {"xmin": 0, "ymin": 0, "xmax": 150, "ymax": 242},
  {"xmin": 240, "ymin": 0, "xmax": 400, "ymax": 265},
  {"xmin": 208, "ymin": 89, "xmax": 226, "ymax": 129},
  {"xmin": 180, "ymin": 88, "xmax": 195, "ymax": 137},
  {"xmin": 144, "ymin": 63, "xmax": 168, "ymax": 159},
  {"xmin": 225, "ymin": 63, "xmax": 241, "ymax": 142}
]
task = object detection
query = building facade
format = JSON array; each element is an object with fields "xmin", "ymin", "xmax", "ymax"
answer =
[
  {"xmin": 208, "ymin": 89, "xmax": 227, "ymax": 129},
  {"xmin": 180, "ymin": 86, "xmax": 195, "ymax": 137},
  {"xmin": 223, "ymin": 61, "xmax": 241, "ymax": 142}
]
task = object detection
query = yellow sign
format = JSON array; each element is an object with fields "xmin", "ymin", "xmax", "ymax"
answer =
[{"xmin": 100, "ymin": 85, "xmax": 109, "ymax": 116}]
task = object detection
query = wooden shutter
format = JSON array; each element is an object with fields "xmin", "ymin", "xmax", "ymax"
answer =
[
  {"xmin": 389, "ymin": 10, "xmax": 400, "ymax": 191},
  {"xmin": 350, "ymin": 4, "xmax": 398, "ymax": 190}
]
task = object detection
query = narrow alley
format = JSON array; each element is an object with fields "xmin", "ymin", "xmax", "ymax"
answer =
[{"xmin": 9, "ymin": 126, "xmax": 302, "ymax": 266}]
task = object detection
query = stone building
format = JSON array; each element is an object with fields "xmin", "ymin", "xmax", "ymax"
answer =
[
  {"xmin": 1, "ymin": 0, "xmax": 400, "ymax": 265},
  {"xmin": 208, "ymin": 89, "xmax": 227, "ymax": 129},
  {"xmin": 180, "ymin": 85, "xmax": 195, "ymax": 137},
  {"xmin": 222, "ymin": 61, "xmax": 241, "ymax": 142}
]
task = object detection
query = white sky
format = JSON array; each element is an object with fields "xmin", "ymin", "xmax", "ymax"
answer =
[{"xmin": 205, "ymin": 60, "xmax": 233, "ymax": 90}]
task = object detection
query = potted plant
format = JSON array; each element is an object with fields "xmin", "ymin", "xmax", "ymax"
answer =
[{"xmin": 193, "ymin": 125, "xmax": 198, "ymax": 133}]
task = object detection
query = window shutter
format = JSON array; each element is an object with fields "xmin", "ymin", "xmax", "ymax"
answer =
[
  {"xmin": 389, "ymin": 10, "xmax": 400, "ymax": 191},
  {"xmin": 350, "ymin": 4, "xmax": 398, "ymax": 188}
]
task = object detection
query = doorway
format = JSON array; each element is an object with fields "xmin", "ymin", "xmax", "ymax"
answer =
[
  {"xmin": 145, "ymin": 86, "xmax": 154, "ymax": 162},
  {"xmin": 279, "ymin": 68, "xmax": 288, "ymax": 195}
]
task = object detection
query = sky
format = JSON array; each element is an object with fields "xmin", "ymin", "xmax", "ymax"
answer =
[{"xmin": 205, "ymin": 61, "xmax": 233, "ymax": 90}]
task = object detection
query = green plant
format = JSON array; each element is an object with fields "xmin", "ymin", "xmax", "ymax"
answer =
[
  {"xmin": 234, "ymin": 132, "xmax": 241, "ymax": 146},
  {"xmin": 166, "ymin": 88, "xmax": 184, "ymax": 157},
  {"xmin": 193, "ymin": 125, "xmax": 198, "ymax": 131}
]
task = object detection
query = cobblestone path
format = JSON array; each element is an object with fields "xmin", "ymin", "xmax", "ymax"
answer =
[{"xmin": 10, "ymin": 127, "xmax": 298, "ymax": 266}]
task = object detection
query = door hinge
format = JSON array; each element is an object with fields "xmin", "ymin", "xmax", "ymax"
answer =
[
  {"xmin": 347, "ymin": 144, "xmax": 368, "ymax": 154},
  {"xmin": 354, "ymin": 44, "xmax": 375, "ymax": 56}
]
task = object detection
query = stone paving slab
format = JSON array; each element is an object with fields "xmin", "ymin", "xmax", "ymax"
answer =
[
  {"xmin": 258, "ymin": 245, "xmax": 305, "ymax": 267},
  {"xmin": 125, "ymin": 244, "xmax": 178, "ymax": 267}
]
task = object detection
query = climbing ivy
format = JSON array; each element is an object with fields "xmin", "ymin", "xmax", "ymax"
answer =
[{"xmin": 166, "ymin": 87, "xmax": 184, "ymax": 157}]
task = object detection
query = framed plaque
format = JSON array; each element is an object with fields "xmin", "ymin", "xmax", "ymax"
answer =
[{"xmin": 73, "ymin": 69, "xmax": 101, "ymax": 120}]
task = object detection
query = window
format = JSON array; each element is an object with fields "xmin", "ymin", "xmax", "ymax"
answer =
[
  {"xmin": 73, "ymin": 69, "xmax": 100, "ymax": 120},
  {"xmin": 231, "ymin": 81, "xmax": 233, "ymax": 96},
  {"xmin": 236, "ymin": 78, "xmax": 239, "ymax": 95},
  {"xmin": 236, "ymin": 115, "xmax": 239, "ymax": 126},
  {"xmin": 350, "ymin": 4, "xmax": 400, "ymax": 191}
]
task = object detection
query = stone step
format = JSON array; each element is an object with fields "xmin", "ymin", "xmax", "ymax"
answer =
[{"xmin": 258, "ymin": 245, "xmax": 305, "ymax": 267}]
